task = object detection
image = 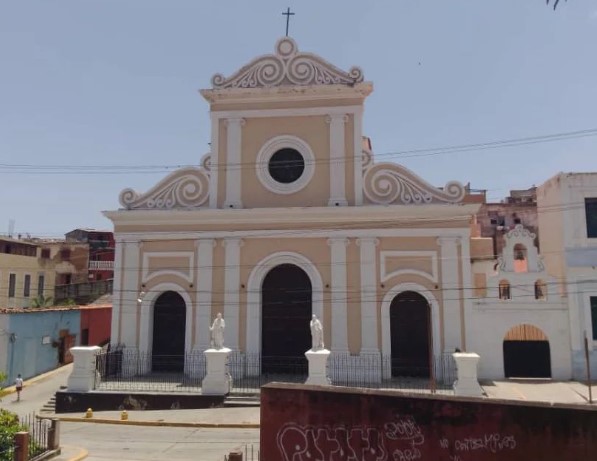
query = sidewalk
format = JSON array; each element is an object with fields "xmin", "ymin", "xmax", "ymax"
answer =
[
  {"xmin": 50, "ymin": 406, "xmax": 261, "ymax": 428},
  {"xmin": 50, "ymin": 445, "xmax": 89, "ymax": 461},
  {"xmin": 0, "ymin": 364, "xmax": 72, "ymax": 398}
]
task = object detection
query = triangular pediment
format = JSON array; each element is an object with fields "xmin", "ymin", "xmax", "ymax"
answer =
[{"xmin": 210, "ymin": 37, "xmax": 364, "ymax": 89}]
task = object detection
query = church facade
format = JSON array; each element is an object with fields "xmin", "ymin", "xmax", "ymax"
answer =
[{"xmin": 105, "ymin": 38, "xmax": 483, "ymax": 380}]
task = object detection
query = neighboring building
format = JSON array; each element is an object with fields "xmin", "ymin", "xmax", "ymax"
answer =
[
  {"xmin": 65, "ymin": 228, "xmax": 115, "ymax": 282},
  {"xmin": 475, "ymin": 187, "xmax": 538, "ymax": 258},
  {"xmin": 80, "ymin": 304, "xmax": 112, "ymax": 346},
  {"xmin": 537, "ymin": 172, "xmax": 597, "ymax": 379},
  {"xmin": 469, "ymin": 225, "xmax": 570, "ymax": 380},
  {"xmin": 0, "ymin": 307, "xmax": 80, "ymax": 384},
  {"xmin": 0, "ymin": 237, "xmax": 56, "ymax": 308},
  {"xmin": 105, "ymin": 37, "xmax": 481, "ymax": 380}
]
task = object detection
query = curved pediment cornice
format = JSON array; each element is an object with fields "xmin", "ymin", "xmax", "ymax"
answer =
[
  {"xmin": 363, "ymin": 162, "xmax": 466, "ymax": 205},
  {"xmin": 210, "ymin": 37, "xmax": 364, "ymax": 90},
  {"xmin": 119, "ymin": 167, "xmax": 209, "ymax": 210}
]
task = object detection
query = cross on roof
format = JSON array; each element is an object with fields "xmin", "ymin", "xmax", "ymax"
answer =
[{"xmin": 282, "ymin": 7, "xmax": 295, "ymax": 37}]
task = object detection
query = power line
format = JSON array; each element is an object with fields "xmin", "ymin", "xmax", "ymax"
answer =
[{"xmin": 1, "ymin": 127, "xmax": 596, "ymax": 174}]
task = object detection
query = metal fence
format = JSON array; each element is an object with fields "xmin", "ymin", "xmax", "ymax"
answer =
[
  {"xmin": 224, "ymin": 444, "xmax": 260, "ymax": 461},
  {"xmin": 95, "ymin": 349, "xmax": 456, "ymax": 395},
  {"xmin": 21, "ymin": 413, "xmax": 51, "ymax": 460}
]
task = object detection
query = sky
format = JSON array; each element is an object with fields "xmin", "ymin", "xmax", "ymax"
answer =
[{"xmin": 1, "ymin": 0, "xmax": 596, "ymax": 238}]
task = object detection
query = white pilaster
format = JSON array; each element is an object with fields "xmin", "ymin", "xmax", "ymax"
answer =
[
  {"xmin": 67, "ymin": 346, "xmax": 102, "ymax": 392},
  {"xmin": 353, "ymin": 109, "xmax": 364, "ymax": 206},
  {"xmin": 328, "ymin": 237, "xmax": 350, "ymax": 352},
  {"xmin": 222, "ymin": 238, "xmax": 243, "ymax": 350},
  {"xmin": 223, "ymin": 118, "xmax": 245, "ymax": 209},
  {"xmin": 326, "ymin": 114, "xmax": 348, "ymax": 207},
  {"xmin": 120, "ymin": 240, "xmax": 141, "ymax": 349},
  {"xmin": 110, "ymin": 236, "xmax": 124, "ymax": 347},
  {"xmin": 437, "ymin": 237, "xmax": 462, "ymax": 352},
  {"xmin": 357, "ymin": 237, "xmax": 379, "ymax": 354},
  {"xmin": 208, "ymin": 113, "xmax": 219, "ymax": 208},
  {"xmin": 194, "ymin": 239, "xmax": 216, "ymax": 351}
]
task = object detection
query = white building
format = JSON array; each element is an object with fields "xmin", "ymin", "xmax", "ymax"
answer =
[
  {"xmin": 469, "ymin": 224, "xmax": 571, "ymax": 380},
  {"xmin": 537, "ymin": 172, "xmax": 597, "ymax": 379}
]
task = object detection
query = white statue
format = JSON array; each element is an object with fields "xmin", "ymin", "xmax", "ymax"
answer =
[
  {"xmin": 310, "ymin": 314, "xmax": 324, "ymax": 351},
  {"xmin": 210, "ymin": 313, "xmax": 225, "ymax": 349}
]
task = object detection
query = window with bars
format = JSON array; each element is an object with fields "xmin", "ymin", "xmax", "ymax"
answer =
[
  {"xmin": 586, "ymin": 198, "xmax": 597, "ymax": 238},
  {"xmin": 24, "ymin": 274, "xmax": 31, "ymax": 297},
  {"xmin": 591, "ymin": 296, "xmax": 597, "ymax": 341},
  {"xmin": 8, "ymin": 273, "xmax": 16, "ymax": 298}
]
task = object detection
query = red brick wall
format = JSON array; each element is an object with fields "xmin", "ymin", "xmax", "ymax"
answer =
[{"xmin": 260, "ymin": 383, "xmax": 597, "ymax": 461}]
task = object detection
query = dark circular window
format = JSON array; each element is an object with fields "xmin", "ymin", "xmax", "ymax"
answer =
[{"xmin": 268, "ymin": 148, "xmax": 305, "ymax": 184}]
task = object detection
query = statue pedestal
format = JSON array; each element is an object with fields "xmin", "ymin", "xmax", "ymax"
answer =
[
  {"xmin": 453, "ymin": 352, "xmax": 484, "ymax": 397},
  {"xmin": 67, "ymin": 346, "xmax": 102, "ymax": 392},
  {"xmin": 202, "ymin": 348, "xmax": 232, "ymax": 395},
  {"xmin": 305, "ymin": 349, "xmax": 331, "ymax": 386}
]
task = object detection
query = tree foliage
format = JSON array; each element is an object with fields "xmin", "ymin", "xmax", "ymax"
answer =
[
  {"xmin": 0, "ymin": 409, "xmax": 25, "ymax": 461},
  {"xmin": 30, "ymin": 294, "xmax": 54, "ymax": 308}
]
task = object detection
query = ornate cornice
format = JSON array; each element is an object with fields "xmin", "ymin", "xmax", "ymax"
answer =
[
  {"xmin": 363, "ymin": 162, "xmax": 465, "ymax": 205},
  {"xmin": 210, "ymin": 37, "xmax": 364, "ymax": 90},
  {"xmin": 119, "ymin": 167, "xmax": 209, "ymax": 210}
]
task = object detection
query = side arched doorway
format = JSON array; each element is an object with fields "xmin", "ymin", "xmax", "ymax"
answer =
[
  {"xmin": 261, "ymin": 264, "xmax": 312, "ymax": 374},
  {"xmin": 152, "ymin": 291, "xmax": 186, "ymax": 372},
  {"xmin": 503, "ymin": 324, "xmax": 551, "ymax": 378},
  {"xmin": 390, "ymin": 291, "xmax": 431, "ymax": 378}
]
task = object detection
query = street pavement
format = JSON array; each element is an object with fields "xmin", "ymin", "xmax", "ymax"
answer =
[{"xmin": 2, "ymin": 363, "xmax": 597, "ymax": 460}]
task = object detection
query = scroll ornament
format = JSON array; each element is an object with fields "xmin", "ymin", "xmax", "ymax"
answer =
[
  {"xmin": 363, "ymin": 162, "xmax": 465, "ymax": 205},
  {"xmin": 211, "ymin": 37, "xmax": 364, "ymax": 89},
  {"xmin": 119, "ymin": 166, "xmax": 209, "ymax": 210}
]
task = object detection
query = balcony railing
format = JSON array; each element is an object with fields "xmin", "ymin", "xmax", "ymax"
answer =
[{"xmin": 89, "ymin": 260, "xmax": 114, "ymax": 271}]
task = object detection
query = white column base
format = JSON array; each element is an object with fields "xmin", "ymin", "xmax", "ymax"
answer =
[
  {"xmin": 202, "ymin": 348, "xmax": 232, "ymax": 395},
  {"xmin": 67, "ymin": 346, "xmax": 102, "ymax": 392},
  {"xmin": 305, "ymin": 349, "xmax": 331, "ymax": 386},
  {"xmin": 453, "ymin": 352, "xmax": 484, "ymax": 397}
]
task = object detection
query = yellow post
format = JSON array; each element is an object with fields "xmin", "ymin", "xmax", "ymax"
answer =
[
  {"xmin": 121, "ymin": 410, "xmax": 128, "ymax": 421},
  {"xmin": 85, "ymin": 408, "xmax": 93, "ymax": 419}
]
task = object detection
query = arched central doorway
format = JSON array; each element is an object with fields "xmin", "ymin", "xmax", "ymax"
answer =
[
  {"xmin": 503, "ymin": 324, "xmax": 551, "ymax": 378},
  {"xmin": 152, "ymin": 291, "xmax": 186, "ymax": 372},
  {"xmin": 390, "ymin": 291, "xmax": 431, "ymax": 378},
  {"xmin": 261, "ymin": 264, "xmax": 312, "ymax": 374}
]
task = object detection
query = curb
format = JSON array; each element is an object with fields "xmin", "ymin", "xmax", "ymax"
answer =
[
  {"xmin": 55, "ymin": 416, "xmax": 260, "ymax": 429},
  {"xmin": 61, "ymin": 445, "xmax": 89, "ymax": 461}
]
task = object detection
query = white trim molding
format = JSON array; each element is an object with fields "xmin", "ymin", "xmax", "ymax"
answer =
[
  {"xmin": 255, "ymin": 135, "xmax": 315, "ymax": 195},
  {"xmin": 381, "ymin": 282, "xmax": 441, "ymax": 369},
  {"xmin": 141, "ymin": 251, "xmax": 195, "ymax": 285},
  {"xmin": 222, "ymin": 238, "xmax": 243, "ymax": 350},
  {"xmin": 328, "ymin": 237, "xmax": 350, "ymax": 352},
  {"xmin": 326, "ymin": 114, "xmax": 348, "ymax": 206},
  {"xmin": 194, "ymin": 239, "xmax": 217, "ymax": 350},
  {"xmin": 139, "ymin": 282, "xmax": 193, "ymax": 356},
  {"xmin": 437, "ymin": 236, "xmax": 463, "ymax": 351},
  {"xmin": 380, "ymin": 250, "xmax": 439, "ymax": 283},
  {"xmin": 223, "ymin": 118, "xmax": 245, "ymax": 209},
  {"xmin": 246, "ymin": 251, "xmax": 324, "ymax": 356},
  {"xmin": 357, "ymin": 237, "xmax": 380, "ymax": 354}
]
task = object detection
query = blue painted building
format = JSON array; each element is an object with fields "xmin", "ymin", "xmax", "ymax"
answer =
[{"xmin": 0, "ymin": 307, "xmax": 80, "ymax": 385}]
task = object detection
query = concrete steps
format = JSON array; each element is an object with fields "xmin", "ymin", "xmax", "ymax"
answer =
[
  {"xmin": 40, "ymin": 395, "xmax": 56, "ymax": 414},
  {"xmin": 223, "ymin": 394, "xmax": 260, "ymax": 408}
]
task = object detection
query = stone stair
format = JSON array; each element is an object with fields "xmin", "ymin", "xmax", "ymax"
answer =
[
  {"xmin": 223, "ymin": 393, "xmax": 260, "ymax": 407},
  {"xmin": 40, "ymin": 395, "xmax": 56, "ymax": 414}
]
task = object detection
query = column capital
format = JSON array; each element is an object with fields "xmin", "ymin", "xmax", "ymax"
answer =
[
  {"xmin": 224, "ymin": 117, "xmax": 246, "ymax": 127},
  {"xmin": 436, "ymin": 236, "xmax": 462, "ymax": 247},
  {"xmin": 222, "ymin": 237, "xmax": 244, "ymax": 248},
  {"xmin": 356, "ymin": 237, "xmax": 379, "ymax": 247},
  {"xmin": 195, "ymin": 238, "xmax": 217, "ymax": 249},
  {"xmin": 327, "ymin": 237, "xmax": 350, "ymax": 247},
  {"xmin": 325, "ymin": 113, "xmax": 349, "ymax": 124}
]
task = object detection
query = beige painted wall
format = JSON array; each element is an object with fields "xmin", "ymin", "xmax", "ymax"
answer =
[
  {"xmin": 130, "ymin": 233, "xmax": 467, "ymax": 354},
  {"xmin": 0, "ymin": 253, "xmax": 56, "ymax": 308}
]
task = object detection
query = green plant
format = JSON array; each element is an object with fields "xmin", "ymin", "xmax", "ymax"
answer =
[
  {"xmin": 57, "ymin": 298, "xmax": 76, "ymax": 307},
  {"xmin": 30, "ymin": 294, "xmax": 54, "ymax": 308},
  {"xmin": 0, "ymin": 409, "xmax": 25, "ymax": 460}
]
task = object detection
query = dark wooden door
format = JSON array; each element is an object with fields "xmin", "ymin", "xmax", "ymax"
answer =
[
  {"xmin": 261, "ymin": 264, "xmax": 311, "ymax": 374},
  {"xmin": 152, "ymin": 291, "xmax": 186, "ymax": 372},
  {"xmin": 503, "ymin": 340, "xmax": 551, "ymax": 378},
  {"xmin": 390, "ymin": 291, "xmax": 431, "ymax": 378}
]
